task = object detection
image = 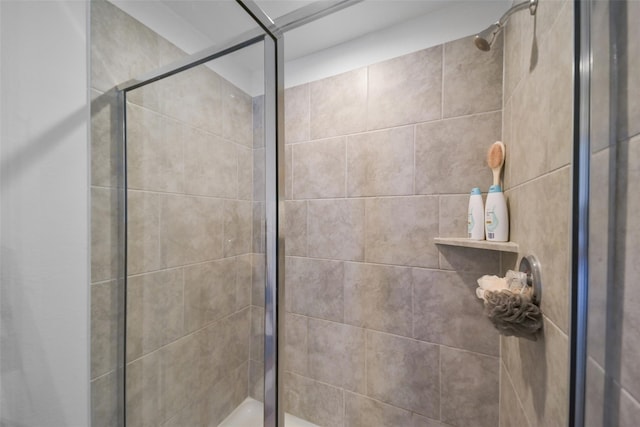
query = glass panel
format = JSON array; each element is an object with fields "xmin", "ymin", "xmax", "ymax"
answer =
[
  {"xmin": 90, "ymin": 1, "xmax": 268, "ymax": 426},
  {"xmin": 585, "ymin": 0, "xmax": 640, "ymax": 424},
  {"xmin": 124, "ymin": 40, "xmax": 266, "ymax": 426}
]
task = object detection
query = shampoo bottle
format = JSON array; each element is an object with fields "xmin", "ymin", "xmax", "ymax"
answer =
[
  {"xmin": 468, "ymin": 188, "xmax": 485, "ymax": 240},
  {"xmin": 485, "ymin": 185, "xmax": 509, "ymax": 241}
]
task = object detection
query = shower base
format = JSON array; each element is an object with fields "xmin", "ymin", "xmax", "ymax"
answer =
[{"xmin": 218, "ymin": 397, "xmax": 319, "ymax": 427}]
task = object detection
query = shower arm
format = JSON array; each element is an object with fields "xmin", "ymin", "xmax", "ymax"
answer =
[{"xmin": 497, "ymin": 0, "xmax": 538, "ymax": 28}]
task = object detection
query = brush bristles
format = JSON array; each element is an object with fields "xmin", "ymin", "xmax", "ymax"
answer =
[{"xmin": 487, "ymin": 142, "xmax": 505, "ymax": 168}]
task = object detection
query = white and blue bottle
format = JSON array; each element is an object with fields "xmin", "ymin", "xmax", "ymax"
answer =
[
  {"xmin": 485, "ymin": 185, "xmax": 509, "ymax": 241},
  {"xmin": 468, "ymin": 187, "xmax": 485, "ymax": 240}
]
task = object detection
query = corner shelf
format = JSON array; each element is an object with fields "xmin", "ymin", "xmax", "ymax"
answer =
[{"xmin": 434, "ymin": 237, "xmax": 519, "ymax": 253}]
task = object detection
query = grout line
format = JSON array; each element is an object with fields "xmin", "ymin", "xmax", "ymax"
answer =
[
  {"xmin": 438, "ymin": 344, "xmax": 442, "ymax": 421},
  {"xmin": 441, "ymin": 44, "xmax": 445, "ymax": 119}
]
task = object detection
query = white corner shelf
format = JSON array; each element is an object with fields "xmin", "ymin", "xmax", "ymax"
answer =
[{"xmin": 434, "ymin": 237, "xmax": 519, "ymax": 253}]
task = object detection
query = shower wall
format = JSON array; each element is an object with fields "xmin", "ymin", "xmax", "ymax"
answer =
[
  {"xmin": 499, "ymin": 0, "xmax": 574, "ymax": 426},
  {"xmin": 90, "ymin": 1, "xmax": 255, "ymax": 426},
  {"xmin": 258, "ymin": 35, "xmax": 505, "ymax": 427}
]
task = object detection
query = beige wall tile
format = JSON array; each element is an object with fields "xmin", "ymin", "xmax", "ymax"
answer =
[
  {"xmin": 127, "ymin": 190, "xmax": 161, "ymax": 275},
  {"xmin": 344, "ymin": 392, "xmax": 442, "ymax": 427},
  {"xmin": 310, "ymin": 68, "xmax": 367, "ymax": 139},
  {"xmin": 584, "ymin": 358, "xmax": 605, "ymax": 427},
  {"xmin": 126, "ymin": 351, "xmax": 162, "ymax": 427},
  {"xmin": 284, "ymin": 372, "xmax": 344, "ymax": 427},
  {"xmin": 344, "ymin": 263, "xmax": 412, "ymax": 336},
  {"xmin": 307, "ymin": 318, "xmax": 366, "ymax": 393},
  {"xmin": 367, "ymin": 46, "xmax": 442, "ymax": 129},
  {"xmin": 287, "ymin": 257, "xmax": 344, "ymax": 322},
  {"xmin": 91, "ymin": 281, "xmax": 118, "ymax": 379},
  {"xmin": 253, "ymin": 201, "xmax": 265, "ymax": 254},
  {"xmin": 620, "ymin": 389, "xmax": 640, "ymax": 427},
  {"xmin": 508, "ymin": 70, "xmax": 548, "ymax": 186},
  {"xmin": 587, "ymin": 149, "xmax": 610, "ymax": 367},
  {"xmin": 503, "ymin": 12, "xmax": 526, "ymax": 103},
  {"xmin": 91, "ymin": 89, "xmax": 117, "ymax": 188},
  {"xmin": 253, "ymin": 95, "xmax": 265, "ymax": 149},
  {"xmin": 236, "ymin": 254, "xmax": 253, "ymax": 310},
  {"xmin": 285, "ymin": 145, "xmax": 292, "ymax": 200},
  {"xmin": 366, "ymin": 331, "xmax": 439, "ymax": 418},
  {"xmin": 413, "ymin": 269, "xmax": 500, "ymax": 356},
  {"xmin": 285, "ymin": 201, "xmax": 307, "ymax": 257},
  {"xmin": 285, "ymin": 84, "xmax": 310, "ymax": 144},
  {"xmin": 443, "ymin": 35, "xmax": 503, "ymax": 118},
  {"xmin": 127, "ymin": 104, "xmax": 184, "ymax": 193},
  {"xmin": 286, "ymin": 314, "xmax": 308, "ymax": 376},
  {"xmin": 250, "ymin": 306, "xmax": 264, "ymax": 362},
  {"xmin": 254, "ymin": 147, "xmax": 266, "ymax": 202},
  {"xmin": 365, "ymin": 196, "xmax": 439, "ymax": 268},
  {"xmin": 618, "ymin": 0, "xmax": 640, "ymax": 140},
  {"xmin": 222, "ymin": 79, "xmax": 253, "ymax": 147},
  {"xmin": 509, "ymin": 167, "xmax": 571, "ymax": 333},
  {"xmin": 126, "ymin": 269, "xmax": 184, "ymax": 361},
  {"xmin": 159, "ymin": 194, "xmax": 224, "ymax": 268},
  {"xmin": 292, "ymin": 138, "xmax": 346, "ymax": 199},
  {"xmin": 251, "ymin": 253, "xmax": 265, "ymax": 307},
  {"xmin": 249, "ymin": 360, "xmax": 264, "ymax": 402},
  {"xmin": 500, "ymin": 362, "xmax": 531, "ymax": 427},
  {"xmin": 589, "ymin": 0, "xmax": 613, "ymax": 154},
  {"xmin": 620, "ymin": 136, "xmax": 640, "ymax": 399},
  {"xmin": 184, "ymin": 128, "xmax": 237, "ymax": 198},
  {"xmin": 440, "ymin": 347, "xmax": 499, "ymax": 427},
  {"xmin": 347, "ymin": 127, "xmax": 414, "ymax": 197},
  {"xmin": 157, "ymin": 64, "xmax": 223, "ymax": 136},
  {"xmin": 415, "ymin": 112, "xmax": 501, "ymax": 194},
  {"xmin": 501, "ymin": 317, "xmax": 569, "ymax": 427},
  {"xmin": 307, "ymin": 199, "xmax": 365, "ymax": 261},
  {"xmin": 204, "ymin": 362, "xmax": 249, "ymax": 426},
  {"xmin": 183, "ymin": 258, "xmax": 236, "ymax": 333},
  {"xmin": 238, "ymin": 144, "xmax": 253, "ymax": 201},
  {"xmin": 158, "ymin": 334, "xmax": 201, "ymax": 422},
  {"xmin": 197, "ymin": 309, "xmax": 250, "ymax": 392},
  {"xmin": 160, "ymin": 399, "xmax": 206, "ymax": 427},
  {"xmin": 91, "ymin": 187, "xmax": 118, "ymax": 282},
  {"xmin": 438, "ymin": 194, "xmax": 469, "ymax": 238},
  {"xmin": 543, "ymin": 3, "xmax": 574, "ymax": 172},
  {"xmin": 91, "ymin": 0, "xmax": 159, "ymax": 93},
  {"xmin": 224, "ymin": 200, "xmax": 252, "ymax": 257},
  {"xmin": 91, "ymin": 371, "xmax": 118, "ymax": 427}
]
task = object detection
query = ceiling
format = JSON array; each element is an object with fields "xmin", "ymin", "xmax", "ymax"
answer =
[{"xmin": 111, "ymin": 0, "xmax": 510, "ymax": 94}]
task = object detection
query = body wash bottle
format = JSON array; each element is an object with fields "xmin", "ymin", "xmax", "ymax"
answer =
[
  {"xmin": 468, "ymin": 187, "xmax": 485, "ymax": 240},
  {"xmin": 485, "ymin": 184, "xmax": 509, "ymax": 241}
]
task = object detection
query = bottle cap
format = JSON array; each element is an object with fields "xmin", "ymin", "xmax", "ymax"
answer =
[
  {"xmin": 489, "ymin": 185, "xmax": 503, "ymax": 193},
  {"xmin": 470, "ymin": 187, "xmax": 481, "ymax": 195}
]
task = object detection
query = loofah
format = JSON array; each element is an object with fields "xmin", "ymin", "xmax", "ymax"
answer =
[{"xmin": 483, "ymin": 288, "xmax": 543, "ymax": 341}]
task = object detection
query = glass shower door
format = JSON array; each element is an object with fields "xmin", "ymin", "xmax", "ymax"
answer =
[{"xmin": 123, "ymin": 42, "xmax": 266, "ymax": 425}]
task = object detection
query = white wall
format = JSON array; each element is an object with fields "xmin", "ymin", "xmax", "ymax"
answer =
[{"xmin": 0, "ymin": 1, "xmax": 90, "ymax": 426}]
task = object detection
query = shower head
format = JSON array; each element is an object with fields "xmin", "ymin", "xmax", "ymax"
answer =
[
  {"xmin": 474, "ymin": 23, "xmax": 501, "ymax": 51},
  {"xmin": 474, "ymin": 0, "xmax": 538, "ymax": 51}
]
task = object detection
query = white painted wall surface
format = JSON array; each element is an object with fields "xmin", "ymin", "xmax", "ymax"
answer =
[{"xmin": 0, "ymin": 1, "xmax": 90, "ymax": 426}]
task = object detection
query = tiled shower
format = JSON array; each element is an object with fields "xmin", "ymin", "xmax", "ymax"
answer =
[{"xmin": 90, "ymin": 0, "xmax": 575, "ymax": 426}]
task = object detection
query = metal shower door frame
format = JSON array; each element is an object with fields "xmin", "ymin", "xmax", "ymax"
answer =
[{"xmin": 113, "ymin": 19, "xmax": 279, "ymax": 427}]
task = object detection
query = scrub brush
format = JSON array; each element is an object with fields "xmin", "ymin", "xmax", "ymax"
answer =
[{"xmin": 487, "ymin": 141, "xmax": 505, "ymax": 186}]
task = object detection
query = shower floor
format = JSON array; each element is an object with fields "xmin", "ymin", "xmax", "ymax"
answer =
[{"xmin": 218, "ymin": 398, "xmax": 319, "ymax": 427}]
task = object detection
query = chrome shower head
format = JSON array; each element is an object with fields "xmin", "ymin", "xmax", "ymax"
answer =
[
  {"xmin": 474, "ymin": 23, "xmax": 501, "ymax": 51},
  {"xmin": 474, "ymin": 0, "xmax": 538, "ymax": 51}
]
